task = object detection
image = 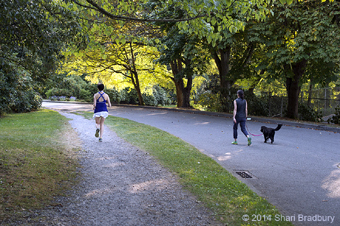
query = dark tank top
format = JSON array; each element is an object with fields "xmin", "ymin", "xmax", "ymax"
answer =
[
  {"xmin": 94, "ymin": 92, "xmax": 108, "ymax": 113},
  {"xmin": 235, "ymin": 98, "xmax": 246, "ymax": 119}
]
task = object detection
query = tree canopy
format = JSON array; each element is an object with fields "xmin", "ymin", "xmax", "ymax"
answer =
[
  {"xmin": 1, "ymin": 0, "xmax": 339, "ymax": 120},
  {"xmin": 0, "ymin": 0, "xmax": 82, "ymax": 115}
]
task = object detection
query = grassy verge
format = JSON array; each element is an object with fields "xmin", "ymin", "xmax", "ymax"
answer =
[
  {"xmin": 81, "ymin": 112, "xmax": 292, "ymax": 226},
  {"xmin": 0, "ymin": 109, "xmax": 80, "ymax": 221}
]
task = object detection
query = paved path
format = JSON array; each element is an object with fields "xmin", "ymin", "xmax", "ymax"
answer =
[{"xmin": 43, "ymin": 101, "xmax": 340, "ymax": 226}]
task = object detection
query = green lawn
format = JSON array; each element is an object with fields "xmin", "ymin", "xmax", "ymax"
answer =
[{"xmin": 0, "ymin": 110, "xmax": 80, "ymax": 221}]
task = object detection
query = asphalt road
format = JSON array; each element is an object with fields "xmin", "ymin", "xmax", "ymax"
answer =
[{"xmin": 43, "ymin": 101, "xmax": 340, "ymax": 226}]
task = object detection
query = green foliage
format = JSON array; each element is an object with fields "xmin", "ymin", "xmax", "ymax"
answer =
[
  {"xmin": 328, "ymin": 106, "xmax": 340, "ymax": 125},
  {"xmin": 143, "ymin": 85, "xmax": 172, "ymax": 106},
  {"xmin": 245, "ymin": 92, "xmax": 269, "ymax": 117},
  {"xmin": 254, "ymin": 0, "xmax": 340, "ymax": 118},
  {"xmin": 105, "ymin": 89, "xmax": 120, "ymax": 104},
  {"xmin": 197, "ymin": 92, "xmax": 223, "ymax": 112},
  {"xmin": 0, "ymin": 58, "xmax": 42, "ymax": 115},
  {"xmin": 0, "ymin": 0, "xmax": 82, "ymax": 115},
  {"xmin": 46, "ymin": 88, "xmax": 73, "ymax": 98},
  {"xmin": 117, "ymin": 88, "xmax": 139, "ymax": 104},
  {"xmin": 79, "ymin": 89, "xmax": 92, "ymax": 102},
  {"xmin": 298, "ymin": 104, "xmax": 323, "ymax": 122}
]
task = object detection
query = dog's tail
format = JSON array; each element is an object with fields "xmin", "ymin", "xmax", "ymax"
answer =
[{"xmin": 274, "ymin": 124, "xmax": 282, "ymax": 131}]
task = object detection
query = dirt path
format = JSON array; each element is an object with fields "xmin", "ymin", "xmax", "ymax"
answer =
[{"xmin": 23, "ymin": 111, "xmax": 221, "ymax": 226}]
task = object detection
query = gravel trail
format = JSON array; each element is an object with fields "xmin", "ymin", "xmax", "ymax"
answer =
[{"xmin": 11, "ymin": 111, "xmax": 221, "ymax": 226}]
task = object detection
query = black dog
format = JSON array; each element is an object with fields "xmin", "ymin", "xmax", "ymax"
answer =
[{"xmin": 260, "ymin": 124, "xmax": 282, "ymax": 144}]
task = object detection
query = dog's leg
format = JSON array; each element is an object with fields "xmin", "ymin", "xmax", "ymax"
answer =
[{"xmin": 271, "ymin": 132, "xmax": 275, "ymax": 144}]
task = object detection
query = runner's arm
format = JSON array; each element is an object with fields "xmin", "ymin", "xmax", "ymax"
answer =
[
  {"xmin": 233, "ymin": 100, "xmax": 237, "ymax": 123},
  {"xmin": 107, "ymin": 95, "xmax": 112, "ymax": 108},
  {"xmin": 93, "ymin": 94, "xmax": 97, "ymax": 110}
]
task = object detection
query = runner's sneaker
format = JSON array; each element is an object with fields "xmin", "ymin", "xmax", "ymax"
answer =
[
  {"xmin": 99, "ymin": 138, "xmax": 102, "ymax": 142},
  {"xmin": 95, "ymin": 129, "xmax": 100, "ymax": 137},
  {"xmin": 248, "ymin": 137, "xmax": 252, "ymax": 146},
  {"xmin": 231, "ymin": 141, "xmax": 238, "ymax": 145}
]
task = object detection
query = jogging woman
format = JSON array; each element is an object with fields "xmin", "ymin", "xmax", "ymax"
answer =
[{"xmin": 93, "ymin": 83, "xmax": 111, "ymax": 142}]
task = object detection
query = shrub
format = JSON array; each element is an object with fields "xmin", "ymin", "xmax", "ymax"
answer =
[
  {"xmin": 327, "ymin": 106, "xmax": 340, "ymax": 124},
  {"xmin": 45, "ymin": 89, "xmax": 53, "ymax": 98},
  {"xmin": 0, "ymin": 67, "xmax": 42, "ymax": 115},
  {"xmin": 79, "ymin": 89, "xmax": 91, "ymax": 100},
  {"xmin": 197, "ymin": 91, "xmax": 223, "ymax": 112},
  {"xmin": 298, "ymin": 104, "xmax": 323, "ymax": 122},
  {"xmin": 105, "ymin": 88, "xmax": 120, "ymax": 104},
  {"xmin": 143, "ymin": 93, "xmax": 157, "ymax": 106},
  {"xmin": 245, "ymin": 92, "xmax": 269, "ymax": 116},
  {"xmin": 50, "ymin": 96, "xmax": 58, "ymax": 101},
  {"xmin": 142, "ymin": 86, "xmax": 171, "ymax": 107}
]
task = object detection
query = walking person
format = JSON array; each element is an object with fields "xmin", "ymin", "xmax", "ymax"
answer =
[
  {"xmin": 232, "ymin": 90, "xmax": 252, "ymax": 146},
  {"xmin": 93, "ymin": 83, "xmax": 111, "ymax": 142}
]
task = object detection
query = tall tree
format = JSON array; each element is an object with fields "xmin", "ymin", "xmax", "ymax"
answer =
[
  {"xmin": 0, "ymin": 0, "xmax": 81, "ymax": 115},
  {"xmin": 145, "ymin": 2, "xmax": 210, "ymax": 108},
  {"xmin": 256, "ymin": 0, "xmax": 340, "ymax": 119}
]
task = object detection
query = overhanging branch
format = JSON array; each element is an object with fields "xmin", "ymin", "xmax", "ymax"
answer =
[{"xmin": 72, "ymin": 0, "xmax": 207, "ymax": 22}]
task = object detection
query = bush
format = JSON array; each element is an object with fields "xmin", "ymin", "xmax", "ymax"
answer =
[
  {"xmin": 197, "ymin": 91, "xmax": 223, "ymax": 112},
  {"xmin": 79, "ymin": 89, "xmax": 91, "ymax": 100},
  {"xmin": 105, "ymin": 88, "xmax": 120, "ymax": 104},
  {"xmin": 298, "ymin": 104, "xmax": 323, "ymax": 122},
  {"xmin": 45, "ymin": 88, "xmax": 73, "ymax": 98},
  {"xmin": 0, "ymin": 67, "xmax": 42, "ymax": 115},
  {"xmin": 244, "ymin": 92, "xmax": 270, "ymax": 116},
  {"xmin": 143, "ymin": 93, "xmax": 157, "ymax": 106},
  {"xmin": 45, "ymin": 89, "xmax": 53, "ymax": 98},
  {"xmin": 327, "ymin": 106, "xmax": 340, "ymax": 124},
  {"xmin": 9, "ymin": 89, "xmax": 42, "ymax": 113},
  {"xmin": 118, "ymin": 88, "xmax": 139, "ymax": 104},
  {"xmin": 142, "ymin": 86, "xmax": 171, "ymax": 106}
]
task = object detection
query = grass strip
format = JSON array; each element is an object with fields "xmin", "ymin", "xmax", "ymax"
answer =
[
  {"xmin": 0, "ymin": 109, "xmax": 80, "ymax": 221},
  {"xmin": 88, "ymin": 113, "xmax": 292, "ymax": 226}
]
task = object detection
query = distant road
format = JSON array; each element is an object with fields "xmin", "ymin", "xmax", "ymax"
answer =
[{"xmin": 43, "ymin": 101, "xmax": 340, "ymax": 226}]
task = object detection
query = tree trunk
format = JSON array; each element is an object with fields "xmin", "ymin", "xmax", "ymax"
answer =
[
  {"xmin": 170, "ymin": 59, "xmax": 193, "ymax": 108},
  {"xmin": 212, "ymin": 46, "xmax": 233, "ymax": 112},
  {"xmin": 170, "ymin": 60, "xmax": 183, "ymax": 107},
  {"xmin": 131, "ymin": 71, "xmax": 144, "ymax": 105},
  {"xmin": 130, "ymin": 42, "xmax": 144, "ymax": 105},
  {"xmin": 285, "ymin": 60, "xmax": 307, "ymax": 119},
  {"xmin": 182, "ymin": 74, "xmax": 192, "ymax": 108},
  {"xmin": 181, "ymin": 59, "xmax": 193, "ymax": 108},
  {"xmin": 173, "ymin": 77, "xmax": 184, "ymax": 107}
]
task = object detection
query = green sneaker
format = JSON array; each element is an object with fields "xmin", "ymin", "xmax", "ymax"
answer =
[
  {"xmin": 95, "ymin": 129, "xmax": 100, "ymax": 138},
  {"xmin": 232, "ymin": 141, "xmax": 238, "ymax": 145},
  {"xmin": 248, "ymin": 137, "xmax": 252, "ymax": 146}
]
